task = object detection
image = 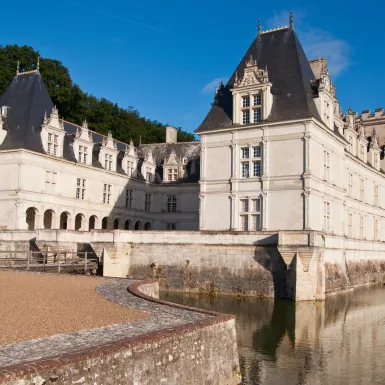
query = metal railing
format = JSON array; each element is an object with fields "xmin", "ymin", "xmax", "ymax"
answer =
[{"xmin": 0, "ymin": 250, "xmax": 97, "ymax": 273}]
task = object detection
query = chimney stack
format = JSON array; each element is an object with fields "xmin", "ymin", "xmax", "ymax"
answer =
[{"xmin": 166, "ymin": 126, "xmax": 178, "ymax": 144}]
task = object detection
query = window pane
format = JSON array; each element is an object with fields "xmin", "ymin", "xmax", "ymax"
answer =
[
  {"xmin": 241, "ymin": 148, "xmax": 249, "ymax": 159},
  {"xmin": 253, "ymin": 161, "xmax": 261, "ymax": 177},
  {"xmin": 254, "ymin": 108, "xmax": 262, "ymax": 123},
  {"xmin": 252, "ymin": 199, "xmax": 261, "ymax": 212},
  {"xmin": 241, "ymin": 162, "xmax": 249, "ymax": 178},
  {"xmin": 242, "ymin": 96, "xmax": 250, "ymax": 107},
  {"xmin": 243, "ymin": 110, "xmax": 250, "ymax": 124},
  {"xmin": 251, "ymin": 214, "xmax": 260, "ymax": 230},
  {"xmin": 240, "ymin": 199, "xmax": 248, "ymax": 212},
  {"xmin": 254, "ymin": 94, "xmax": 261, "ymax": 106},
  {"xmin": 240, "ymin": 215, "xmax": 248, "ymax": 231},
  {"xmin": 253, "ymin": 146, "xmax": 261, "ymax": 158}
]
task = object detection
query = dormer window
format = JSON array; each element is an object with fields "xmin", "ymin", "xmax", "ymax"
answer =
[
  {"xmin": 242, "ymin": 110, "xmax": 250, "ymax": 124},
  {"xmin": 127, "ymin": 160, "xmax": 135, "ymax": 176},
  {"xmin": 241, "ymin": 93, "xmax": 263, "ymax": 125},
  {"xmin": 242, "ymin": 96, "xmax": 250, "ymax": 107},
  {"xmin": 78, "ymin": 146, "xmax": 88, "ymax": 164},
  {"xmin": 167, "ymin": 168, "xmax": 178, "ymax": 181},
  {"xmin": 47, "ymin": 133, "xmax": 58, "ymax": 156},
  {"xmin": 146, "ymin": 167, "xmax": 151, "ymax": 182},
  {"xmin": 104, "ymin": 154, "xmax": 112, "ymax": 171}
]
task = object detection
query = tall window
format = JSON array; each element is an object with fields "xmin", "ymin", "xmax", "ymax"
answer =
[
  {"xmin": 47, "ymin": 133, "xmax": 58, "ymax": 156},
  {"xmin": 348, "ymin": 172, "xmax": 353, "ymax": 197},
  {"xmin": 360, "ymin": 144, "xmax": 365, "ymax": 160},
  {"xmin": 166, "ymin": 195, "xmax": 177, "ymax": 212},
  {"xmin": 239, "ymin": 197, "xmax": 261, "ymax": 231},
  {"xmin": 125, "ymin": 189, "xmax": 133, "ymax": 208},
  {"xmin": 103, "ymin": 184, "xmax": 111, "ymax": 204},
  {"xmin": 127, "ymin": 160, "xmax": 135, "ymax": 176},
  {"xmin": 360, "ymin": 178, "xmax": 365, "ymax": 201},
  {"xmin": 78, "ymin": 146, "xmax": 88, "ymax": 164},
  {"xmin": 45, "ymin": 171, "xmax": 57, "ymax": 193},
  {"xmin": 374, "ymin": 218, "xmax": 379, "ymax": 240},
  {"xmin": 240, "ymin": 145, "xmax": 262, "ymax": 178},
  {"xmin": 76, "ymin": 178, "xmax": 86, "ymax": 200},
  {"xmin": 374, "ymin": 185, "xmax": 379, "ymax": 206},
  {"xmin": 324, "ymin": 101, "xmax": 330, "ymax": 125},
  {"xmin": 104, "ymin": 154, "xmax": 112, "ymax": 171},
  {"xmin": 167, "ymin": 168, "xmax": 178, "ymax": 181},
  {"xmin": 360, "ymin": 215, "xmax": 364, "ymax": 238},
  {"xmin": 146, "ymin": 167, "xmax": 151, "ymax": 182},
  {"xmin": 323, "ymin": 201, "xmax": 330, "ymax": 232},
  {"xmin": 241, "ymin": 94, "xmax": 262, "ymax": 124},
  {"xmin": 145, "ymin": 193, "xmax": 151, "ymax": 211},
  {"xmin": 324, "ymin": 150, "xmax": 330, "ymax": 182},
  {"xmin": 348, "ymin": 213, "xmax": 353, "ymax": 237},
  {"xmin": 166, "ymin": 222, "xmax": 177, "ymax": 230}
]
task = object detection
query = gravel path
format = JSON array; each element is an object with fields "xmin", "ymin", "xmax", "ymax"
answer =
[
  {"xmin": 0, "ymin": 274, "xmax": 211, "ymax": 368},
  {"xmin": 0, "ymin": 270, "xmax": 147, "ymax": 345}
]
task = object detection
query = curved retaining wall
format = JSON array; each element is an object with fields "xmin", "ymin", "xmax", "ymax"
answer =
[{"xmin": 0, "ymin": 280, "xmax": 241, "ymax": 385}]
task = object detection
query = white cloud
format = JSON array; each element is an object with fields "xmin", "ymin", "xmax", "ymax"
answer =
[
  {"xmin": 201, "ymin": 77, "xmax": 226, "ymax": 94},
  {"xmin": 266, "ymin": 10, "xmax": 350, "ymax": 78}
]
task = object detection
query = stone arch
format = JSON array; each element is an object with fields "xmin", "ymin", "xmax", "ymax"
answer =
[
  {"xmin": 144, "ymin": 222, "xmax": 152, "ymax": 230},
  {"xmin": 60, "ymin": 212, "xmax": 70, "ymax": 230},
  {"xmin": 114, "ymin": 218, "xmax": 121, "ymax": 230},
  {"xmin": 134, "ymin": 220, "xmax": 142, "ymax": 230},
  {"xmin": 102, "ymin": 217, "xmax": 109, "ymax": 230},
  {"xmin": 75, "ymin": 213, "xmax": 86, "ymax": 231},
  {"xmin": 124, "ymin": 219, "xmax": 132, "ymax": 230},
  {"xmin": 89, "ymin": 215, "xmax": 98, "ymax": 231},
  {"xmin": 43, "ymin": 209, "xmax": 55, "ymax": 229},
  {"xmin": 26, "ymin": 207, "xmax": 39, "ymax": 230}
]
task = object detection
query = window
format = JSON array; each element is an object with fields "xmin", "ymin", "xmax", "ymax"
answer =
[
  {"xmin": 348, "ymin": 172, "xmax": 353, "ymax": 197},
  {"xmin": 78, "ymin": 146, "xmax": 88, "ymax": 164},
  {"xmin": 125, "ymin": 189, "xmax": 133, "ymax": 208},
  {"xmin": 348, "ymin": 213, "xmax": 353, "ymax": 237},
  {"xmin": 374, "ymin": 185, "xmax": 379, "ymax": 206},
  {"xmin": 324, "ymin": 101, "xmax": 330, "ymax": 125},
  {"xmin": 166, "ymin": 195, "xmax": 177, "ymax": 212},
  {"xmin": 45, "ymin": 171, "xmax": 57, "ymax": 193},
  {"xmin": 239, "ymin": 197, "xmax": 261, "ymax": 231},
  {"xmin": 360, "ymin": 216, "xmax": 364, "ymax": 238},
  {"xmin": 146, "ymin": 167, "xmax": 151, "ymax": 182},
  {"xmin": 166, "ymin": 222, "xmax": 177, "ymax": 230},
  {"xmin": 254, "ymin": 108, "xmax": 262, "ymax": 123},
  {"xmin": 127, "ymin": 160, "xmax": 135, "ymax": 176},
  {"xmin": 243, "ymin": 110, "xmax": 250, "ymax": 124},
  {"xmin": 324, "ymin": 151, "xmax": 330, "ymax": 182},
  {"xmin": 145, "ymin": 193, "xmax": 151, "ymax": 212},
  {"xmin": 241, "ymin": 162, "xmax": 249, "ymax": 178},
  {"xmin": 103, "ymin": 184, "xmax": 111, "ymax": 204},
  {"xmin": 240, "ymin": 145, "xmax": 262, "ymax": 178},
  {"xmin": 254, "ymin": 94, "xmax": 261, "ymax": 106},
  {"xmin": 76, "ymin": 178, "xmax": 86, "ymax": 200},
  {"xmin": 360, "ymin": 144, "xmax": 365, "ymax": 160},
  {"xmin": 167, "ymin": 168, "xmax": 178, "ymax": 182},
  {"xmin": 324, "ymin": 201, "xmax": 330, "ymax": 232},
  {"xmin": 349, "ymin": 136, "xmax": 354, "ymax": 153},
  {"xmin": 47, "ymin": 133, "xmax": 58, "ymax": 156},
  {"xmin": 360, "ymin": 178, "xmax": 365, "ymax": 201},
  {"xmin": 182, "ymin": 158, "xmax": 188, "ymax": 165},
  {"xmin": 374, "ymin": 219, "xmax": 379, "ymax": 240},
  {"xmin": 104, "ymin": 154, "xmax": 112, "ymax": 171},
  {"xmin": 242, "ymin": 96, "xmax": 250, "ymax": 107}
]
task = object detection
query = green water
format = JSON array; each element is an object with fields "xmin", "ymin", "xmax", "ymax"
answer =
[{"xmin": 161, "ymin": 285, "xmax": 385, "ymax": 385}]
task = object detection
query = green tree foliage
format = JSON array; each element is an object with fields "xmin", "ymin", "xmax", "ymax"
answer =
[{"xmin": 0, "ymin": 45, "xmax": 196, "ymax": 144}]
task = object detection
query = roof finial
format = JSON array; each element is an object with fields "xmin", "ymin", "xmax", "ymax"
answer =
[
  {"xmin": 257, "ymin": 18, "xmax": 261, "ymax": 35},
  {"xmin": 16, "ymin": 60, "xmax": 20, "ymax": 75},
  {"xmin": 289, "ymin": 11, "xmax": 293, "ymax": 28},
  {"xmin": 37, "ymin": 56, "xmax": 40, "ymax": 72}
]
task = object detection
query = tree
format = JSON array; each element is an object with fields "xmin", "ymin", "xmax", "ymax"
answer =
[{"xmin": 0, "ymin": 44, "xmax": 196, "ymax": 145}]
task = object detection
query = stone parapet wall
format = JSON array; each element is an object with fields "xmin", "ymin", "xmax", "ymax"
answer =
[{"xmin": 0, "ymin": 280, "xmax": 241, "ymax": 385}]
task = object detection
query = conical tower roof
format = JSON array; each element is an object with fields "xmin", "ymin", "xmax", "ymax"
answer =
[{"xmin": 0, "ymin": 71, "xmax": 53, "ymax": 152}]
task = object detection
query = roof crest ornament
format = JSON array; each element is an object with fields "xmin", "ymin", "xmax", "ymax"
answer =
[
  {"xmin": 37, "ymin": 57, "xmax": 40, "ymax": 72},
  {"xmin": 257, "ymin": 18, "xmax": 261, "ymax": 35},
  {"xmin": 16, "ymin": 61, "xmax": 20, "ymax": 76},
  {"xmin": 289, "ymin": 11, "xmax": 293, "ymax": 29}
]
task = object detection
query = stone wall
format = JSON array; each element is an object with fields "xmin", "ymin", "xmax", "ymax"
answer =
[{"xmin": 0, "ymin": 281, "xmax": 241, "ymax": 385}]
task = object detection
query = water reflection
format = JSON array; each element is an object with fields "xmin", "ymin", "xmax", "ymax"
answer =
[{"xmin": 161, "ymin": 285, "xmax": 385, "ymax": 385}]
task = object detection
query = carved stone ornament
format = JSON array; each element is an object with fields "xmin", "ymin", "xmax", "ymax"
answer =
[{"xmin": 236, "ymin": 55, "xmax": 269, "ymax": 87}]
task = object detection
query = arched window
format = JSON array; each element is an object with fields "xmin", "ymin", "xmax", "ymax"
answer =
[
  {"xmin": 89, "ymin": 215, "xmax": 97, "ymax": 231},
  {"xmin": 60, "ymin": 212, "xmax": 70, "ymax": 230},
  {"xmin": 144, "ymin": 222, "xmax": 152, "ymax": 230},
  {"xmin": 26, "ymin": 207, "xmax": 38, "ymax": 230},
  {"xmin": 75, "ymin": 213, "xmax": 85, "ymax": 231},
  {"xmin": 124, "ymin": 220, "xmax": 131, "ymax": 230},
  {"xmin": 114, "ymin": 218, "xmax": 120, "ymax": 230},
  {"xmin": 102, "ymin": 217, "xmax": 108, "ymax": 230},
  {"xmin": 134, "ymin": 221, "xmax": 142, "ymax": 230},
  {"xmin": 43, "ymin": 209, "xmax": 55, "ymax": 229}
]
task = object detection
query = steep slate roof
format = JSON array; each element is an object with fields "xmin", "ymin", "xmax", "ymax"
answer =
[
  {"xmin": 0, "ymin": 72, "xmax": 53, "ymax": 151},
  {"xmin": 196, "ymin": 27, "xmax": 322, "ymax": 133}
]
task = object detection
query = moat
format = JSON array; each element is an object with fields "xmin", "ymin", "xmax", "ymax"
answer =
[{"xmin": 161, "ymin": 285, "xmax": 385, "ymax": 385}]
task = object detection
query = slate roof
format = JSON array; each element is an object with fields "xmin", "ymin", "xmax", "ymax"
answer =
[
  {"xmin": 196, "ymin": 27, "xmax": 322, "ymax": 133},
  {"xmin": 0, "ymin": 71, "xmax": 53, "ymax": 152}
]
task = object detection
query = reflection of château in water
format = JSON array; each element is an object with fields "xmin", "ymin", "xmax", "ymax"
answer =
[{"xmin": 164, "ymin": 286, "xmax": 385, "ymax": 385}]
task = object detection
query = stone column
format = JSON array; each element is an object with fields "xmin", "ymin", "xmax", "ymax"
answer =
[
  {"xmin": 304, "ymin": 189, "xmax": 311, "ymax": 230},
  {"xmin": 199, "ymin": 194, "xmax": 205, "ymax": 230},
  {"xmin": 230, "ymin": 193, "xmax": 237, "ymax": 230}
]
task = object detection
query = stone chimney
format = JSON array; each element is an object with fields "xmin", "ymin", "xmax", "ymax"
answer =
[{"xmin": 166, "ymin": 126, "xmax": 178, "ymax": 144}]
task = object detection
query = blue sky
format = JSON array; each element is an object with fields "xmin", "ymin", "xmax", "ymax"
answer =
[{"xmin": 1, "ymin": 0, "xmax": 385, "ymax": 134}]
